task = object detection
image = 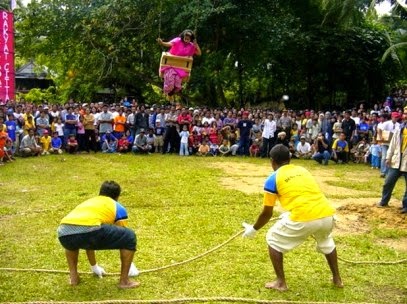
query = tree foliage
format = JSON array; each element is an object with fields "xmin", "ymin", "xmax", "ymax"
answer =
[{"xmin": 13, "ymin": 0, "xmax": 406, "ymax": 109}]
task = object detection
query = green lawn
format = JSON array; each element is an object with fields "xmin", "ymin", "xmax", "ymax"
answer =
[{"xmin": 0, "ymin": 154, "xmax": 406, "ymax": 303}]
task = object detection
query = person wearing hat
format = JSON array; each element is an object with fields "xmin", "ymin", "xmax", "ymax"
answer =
[
  {"xmin": 377, "ymin": 108, "xmax": 407, "ymax": 214},
  {"xmin": 242, "ymin": 144, "xmax": 343, "ymax": 291},
  {"xmin": 377, "ymin": 112, "xmax": 400, "ymax": 177},
  {"xmin": 132, "ymin": 128, "xmax": 151, "ymax": 154}
]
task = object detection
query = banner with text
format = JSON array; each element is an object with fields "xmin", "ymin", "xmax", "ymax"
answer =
[{"xmin": 0, "ymin": 10, "xmax": 14, "ymax": 105}]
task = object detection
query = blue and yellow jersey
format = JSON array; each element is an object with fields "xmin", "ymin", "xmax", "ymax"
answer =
[
  {"xmin": 60, "ymin": 195, "xmax": 129, "ymax": 227},
  {"xmin": 263, "ymin": 164, "xmax": 335, "ymax": 222}
]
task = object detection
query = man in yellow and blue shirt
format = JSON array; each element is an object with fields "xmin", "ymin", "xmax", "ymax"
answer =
[
  {"xmin": 242, "ymin": 144, "xmax": 343, "ymax": 291},
  {"xmin": 58, "ymin": 181, "xmax": 139, "ymax": 289}
]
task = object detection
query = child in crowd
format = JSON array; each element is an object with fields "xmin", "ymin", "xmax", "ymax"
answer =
[
  {"xmin": 50, "ymin": 131, "xmax": 63, "ymax": 154},
  {"xmin": 351, "ymin": 138, "xmax": 369, "ymax": 163},
  {"xmin": 77, "ymin": 116, "xmax": 86, "ymax": 152},
  {"xmin": 40, "ymin": 130, "xmax": 51, "ymax": 155},
  {"xmin": 53, "ymin": 117, "xmax": 65, "ymax": 145},
  {"xmin": 102, "ymin": 136, "xmax": 117, "ymax": 153},
  {"xmin": 368, "ymin": 139, "xmax": 381, "ymax": 169},
  {"xmin": 154, "ymin": 121, "xmax": 165, "ymax": 153},
  {"xmin": 209, "ymin": 140, "xmax": 219, "ymax": 156},
  {"xmin": 179, "ymin": 125, "xmax": 190, "ymax": 156},
  {"xmin": 249, "ymin": 139, "xmax": 260, "ymax": 157},
  {"xmin": 66, "ymin": 134, "xmax": 78, "ymax": 154},
  {"xmin": 117, "ymin": 134, "xmax": 130, "ymax": 153},
  {"xmin": 0, "ymin": 125, "xmax": 8, "ymax": 165},
  {"xmin": 197, "ymin": 139, "xmax": 210, "ymax": 156},
  {"xmin": 219, "ymin": 139, "xmax": 231, "ymax": 156},
  {"xmin": 189, "ymin": 130, "xmax": 201, "ymax": 154}
]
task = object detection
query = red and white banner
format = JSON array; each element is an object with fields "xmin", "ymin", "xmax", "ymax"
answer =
[{"xmin": 0, "ymin": 10, "xmax": 14, "ymax": 105}]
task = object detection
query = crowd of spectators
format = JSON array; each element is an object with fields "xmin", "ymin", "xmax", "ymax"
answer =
[{"xmin": 1, "ymin": 94, "xmax": 406, "ymax": 177}]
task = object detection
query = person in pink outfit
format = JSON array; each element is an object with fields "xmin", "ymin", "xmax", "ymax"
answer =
[{"xmin": 157, "ymin": 29, "xmax": 202, "ymax": 96}]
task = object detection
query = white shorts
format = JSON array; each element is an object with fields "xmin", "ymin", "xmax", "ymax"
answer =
[{"xmin": 266, "ymin": 213, "xmax": 336, "ymax": 254}]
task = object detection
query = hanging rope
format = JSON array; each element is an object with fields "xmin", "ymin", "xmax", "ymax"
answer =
[
  {"xmin": 0, "ymin": 298, "xmax": 377, "ymax": 304},
  {"xmin": 158, "ymin": 0, "xmax": 163, "ymax": 38}
]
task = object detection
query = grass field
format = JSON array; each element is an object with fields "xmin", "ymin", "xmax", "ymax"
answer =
[{"xmin": 0, "ymin": 154, "xmax": 406, "ymax": 303}]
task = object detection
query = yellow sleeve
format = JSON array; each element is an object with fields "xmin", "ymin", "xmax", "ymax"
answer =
[
  {"xmin": 263, "ymin": 192, "xmax": 277, "ymax": 207},
  {"xmin": 332, "ymin": 139, "xmax": 337, "ymax": 150}
]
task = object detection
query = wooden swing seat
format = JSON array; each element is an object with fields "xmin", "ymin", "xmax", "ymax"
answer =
[{"xmin": 159, "ymin": 52, "xmax": 193, "ymax": 82}]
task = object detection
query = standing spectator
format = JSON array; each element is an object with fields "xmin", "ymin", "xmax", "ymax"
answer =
[
  {"xmin": 356, "ymin": 117, "xmax": 369, "ymax": 142},
  {"xmin": 163, "ymin": 106, "xmax": 179, "ymax": 154},
  {"xmin": 242, "ymin": 144, "xmax": 343, "ymax": 291},
  {"xmin": 113, "ymin": 108, "xmax": 126, "ymax": 139},
  {"xmin": 134, "ymin": 105, "xmax": 149, "ymax": 136},
  {"xmin": 377, "ymin": 109, "xmax": 407, "ymax": 214},
  {"xmin": 154, "ymin": 121, "xmax": 165, "ymax": 153},
  {"xmin": 377, "ymin": 112, "xmax": 400, "ymax": 178},
  {"xmin": 63, "ymin": 107, "xmax": 78, "ymax": 145},
  {"xmin": 77, "ymin": 116, "xmax": 86, "ymax": 152},
  {"xmin": 177, "ymin": 108, "xmax": 192, "ymax": 130},
  {"xmin": 5, "ymin": 113, "xmax": 17, "ymax": 152},
  {"xmin": 341, "ymin": 110, "xmax": 356, "ymax": 149},
  {"xmin": 237, "ymin": 111, "xmax": 253, "ymax": 156},
  {"xmin": 83, "ymin": 108, "xmax": 97, "ymax": 153},
  {"xmin": 261, "ymin": 113, "xmax": 276, "ymax": 158},
  {"xmin": 35, "ymin": 110, "xmax": 50, "ymax": 136},
  {"xmin": 146, "ymin": 128, "xmax": 156, "ymax": 153},
  {"xmin": 368, "ymin": 139, "xmax": 381, "ymax": 169},
  {"xmin": 178, "ymin": 125, "xmax": 190, "ymax": 156},
  {"xmin": 97, "ymin": 105, "xmax": 114, "ymax": 137},
  {"xmin": 321, "ymin": 112, "xmax": 333, "ymax": 144},
  {"xmin": 126, "ymin": 106, "xmax": 137, "ymax": 139}
]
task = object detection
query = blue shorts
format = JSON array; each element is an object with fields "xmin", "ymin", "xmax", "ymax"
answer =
[{"xmin": 58, "ymin": 224, "xmax": 136, "ymax": 251}]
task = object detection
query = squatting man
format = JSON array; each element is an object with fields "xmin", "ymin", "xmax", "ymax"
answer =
[{"xmin": 243, "ymin": 144, "xmax": 343, "ymax": 291}]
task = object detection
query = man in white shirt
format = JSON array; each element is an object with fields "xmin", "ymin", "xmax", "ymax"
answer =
[
  {"xmin": 261, "ymin": 113, "xmax": 276, "ymax": 158},
  {"xmin": 295, "ymin": 136, "xmax": 312, "ymax": 159}
]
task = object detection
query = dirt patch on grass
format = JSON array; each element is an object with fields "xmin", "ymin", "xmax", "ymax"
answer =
[
  {"xmin": 376, "ymin": 238, "xmax": 407, "ymax": 253},
  {"xmin": 216, "ymin": 162, "xmax": 407, "ymax": 239}
]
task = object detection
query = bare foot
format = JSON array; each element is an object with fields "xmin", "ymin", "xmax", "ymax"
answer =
[
  {"xmin": 118, "ymin": 281, "xmax": 140, "ymax": 289},
  {"xmin": 69, "ymin": 276, "xmax": 80, "ymax": 286},
  {"xmin": 332, "ymin": 278, "xmax": 344, "ymax": 288},
  {"xmin": 265, "ymin": 280, "xmax": 288, "ymax": 291}
]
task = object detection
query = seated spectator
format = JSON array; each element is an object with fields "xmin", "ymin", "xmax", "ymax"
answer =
[
  {"xmin": 66, "ymin": 134, "xmax": 78, "ymax": 154},
  {"xmin": 209, "ymin": 141, "xmax": 219, "ymax": 156},
  {"xmin": 3, "ymin": 136, "xmax": 15, "ymax": 162},
  {"xmin": 249, "ymin": 139, "xmax": 260, "ymax": 157},
  {"xmin": 351, "ymin": 138, "xmax": 369, "ymax": 164},
  {"xmin": 40, "ymin": 130, "xmax": 52, "ymax": 155},
  {"xmin": 132, "ymin": 129, "xmax": 151, "ymax": 154},
  {"xmin": 19, "ymin": 128, "xmax": 42, "ymax": 157},
  {"xmin": 0, "ymin": 125, "xmax": 8, "ymax": 165},
  {"xmin": 219, "ymin": 139, "xmax": 231, "ymax": 156},
  {"xmin": 196, "ymin": 139, "xmax": 210, "ymax": 156},
  {"xmin": 295, "ymin": 136, "xmax": 312, "ymax": 159},
  {"xmin": 312, "ymin": 132, "xmax": 330, "ymax": 165},
  {"xmin": 189, "ymin": 130, "xmax": 201, "ymax": 155},
  {"xmin": 102, "ymin": 137, "xmax": 118, "ymax": 153},
  {"xmin": 117, "ymin": 134, "xmax": 130, "ymax": 153},
  {"xmin": 331, "ymin": 132, "xmax": 349, "ymax": 164},
  {"xmin": 275, "ymin": 131, "xmax": 289, "ymax": 148},
  {"xmin": 50, "ymin": 131, "xmax": 63, "ymax": 154}
]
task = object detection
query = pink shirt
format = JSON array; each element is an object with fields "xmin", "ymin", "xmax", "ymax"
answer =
[
  {"xmin": 161, "ymin": 37, "xmax": 196, "ymax": 78},
  {"xmin": 169, "ymin": 37, "xmax": 196, "ymax": 57}
]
